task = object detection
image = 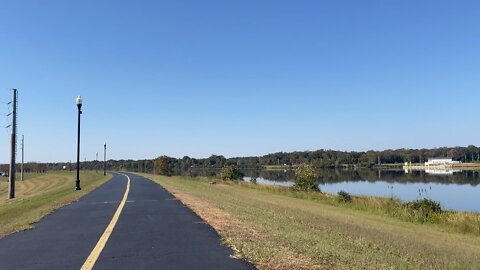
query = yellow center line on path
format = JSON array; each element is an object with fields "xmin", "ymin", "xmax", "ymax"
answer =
[{"xmin": 80, "ymin": 174, "xmax": 131, "ymax": 270}]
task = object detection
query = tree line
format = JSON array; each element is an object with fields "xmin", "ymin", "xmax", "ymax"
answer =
[
  {"xmin": 257, "ymin": 145, "xmax": 480, "ymax": 168},
  {"xmin": 153, "ymin": 145, "xmax": 480, "ymax": 175},
  {"xmin": 1, "ymin": 145, "xmax": 478, "ymax": 176}
]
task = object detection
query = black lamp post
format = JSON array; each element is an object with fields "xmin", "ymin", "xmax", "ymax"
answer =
[
  {"xmin": 104, "ymin": 142, "xmax": 107, "ymax": 176},
  {"xmin": 75, "ymin": 96, "xmax": 83, "ymax": 190}
]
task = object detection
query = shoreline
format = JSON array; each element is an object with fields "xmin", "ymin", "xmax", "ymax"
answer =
[{"xmin": 141, "ymin": 173, "xmax": 480, "ymax": 269}]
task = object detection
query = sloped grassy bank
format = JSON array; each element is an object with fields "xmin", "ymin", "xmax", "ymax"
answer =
[
  {"xmin": 142, "ymin": 173, "xmax": 480, "ymax": 270},
  {"xmin": 267, "ymin": 185, "xmax": 480, "ymax": 236},
  {"xmin": 0, "ymin": 171, "xmax": 112, "ymax": 238}
]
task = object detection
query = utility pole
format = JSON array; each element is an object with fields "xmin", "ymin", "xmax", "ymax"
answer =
[
  {"xmin": 8, "ymin": 89, "xmax": 17, "ymax": 199},
  {"xmin": 104, "ymin": 143, "xmax": 107, "ymax": 176},
  {"xmin": 21, "ymin": 135, "xmax": 24, "ymax": 181},
  {"xmin": 96, "ymin": 152, "xmax": 98, "ymax": 173}
]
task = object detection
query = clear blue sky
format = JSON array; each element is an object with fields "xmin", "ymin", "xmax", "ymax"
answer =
[{"xmin": 0, "ymin": 1, "xmax": 479, "ymax": 163}]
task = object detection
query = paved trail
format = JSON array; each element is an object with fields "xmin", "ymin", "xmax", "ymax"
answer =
[{"xmin": 0, "ymin": 173, "xmax": 254, "ymax": 270}]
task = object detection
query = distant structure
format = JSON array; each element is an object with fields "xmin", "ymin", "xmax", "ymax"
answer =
[
  {"xmin": 425, "ymin": 158, "xmax": 460, "ymax": 167},
  {"xmin": 404, "ymin": 157, "xmax": 461, "ymax": 173}
]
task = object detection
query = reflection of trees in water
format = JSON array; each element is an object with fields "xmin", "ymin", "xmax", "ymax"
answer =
[
  {"xmin": 241, "ymin": 169, "xmax": 295, "ymax": 182},
  {"xmin": 355, "ymin": 169, "xmax": 480, "ymax": 186},
  {"xmin": 180, "ymin": 168, "xmax": 220, "ymax": 178},
  {"xmin": 172, "ymin": 168, "xmax": 480, "ymax": 186},
  {"xmin": 240, "ymin": 168, "xmax": 480, "ymax": 186}
]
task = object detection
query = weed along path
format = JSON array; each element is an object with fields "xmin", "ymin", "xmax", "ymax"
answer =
[{"xmin": 0, "ymin": 173, "xmax": 254, "ymax": 270}]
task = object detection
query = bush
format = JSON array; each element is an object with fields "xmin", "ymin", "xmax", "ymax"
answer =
[
  {"xmin": 221, "ymin": 165, "xmax": 244, "ymax": 181},
  {"xmin": 293, "ymin": 163, "xmax": 319, "ymax": 192},
  {"xmin": 404, "ymin": 198, "xmax": 442, "ymax": 223},
  {"xmin": 251, "ymin": 177, "xmax": 257, "ymax": 184},
  {"xmin": 405, "ymin": 198, "xmax": 442, "ymax": 213},
  {"xmin": 337, "ymin": 190, "xmax": 352, "ymax": 203}
]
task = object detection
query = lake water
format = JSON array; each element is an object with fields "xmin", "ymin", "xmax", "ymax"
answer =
[{"xmin": 241, "ymin": 169, "xmax": 480, "ymax": 213}]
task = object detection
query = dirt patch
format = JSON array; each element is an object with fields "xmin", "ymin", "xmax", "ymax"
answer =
[{"xmin": 169, "ymin": 188, "xmax": 242, "ymax": 235}]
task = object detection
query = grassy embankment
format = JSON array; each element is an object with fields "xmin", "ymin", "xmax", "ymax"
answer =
[
  {"xmin": 0, "ymin": 171, "xmax": 111, "ymax": 238},
  {"xmin": 141, "ymin": 173, "xmax": 480, "ymax": 270}
]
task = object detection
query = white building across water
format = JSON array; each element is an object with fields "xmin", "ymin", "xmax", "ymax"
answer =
[
  {"xmin": 404, "ymin": 158, "xmax": 462, "ymax": 173},
  {"xmin": 425, "ymin": 158, "xmax": 460, "ymax": 167}
]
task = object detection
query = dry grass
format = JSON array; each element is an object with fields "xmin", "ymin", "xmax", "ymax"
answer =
[
  {"xmin": 142, "ymin": 174, "xmax": 480, "ymax": 270},
  {"xmin": 166, "ymin": 185, "xmax": 326, "ymax": 270},
  {"xmin": 0, "ymin": 171, "xmax": 111, "ymax": 238},
  {"xmin": 233, "ymin": 182, "xmax": 480, "ymax": 236}
]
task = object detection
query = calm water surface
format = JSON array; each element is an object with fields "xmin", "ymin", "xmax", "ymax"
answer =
[{"xmin": 241, "ymin": 169, "xmax": 480, "ymax": 213}]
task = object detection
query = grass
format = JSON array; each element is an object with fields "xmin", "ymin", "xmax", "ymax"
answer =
[
  {"xmin": 247, "ymin": 187, "xmax": 480, "ymax": 236},
  {"xmin": 141, "ymin": 173, "xmax": 480, "ymax": 270},
  {"xmin": 0, "ymin": 171, "xmax": 111, "ymax": 238}
]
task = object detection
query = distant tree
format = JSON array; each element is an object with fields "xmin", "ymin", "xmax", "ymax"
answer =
[
  {"xmin": 181, "ymin": 156, "xmax": 193, "ymax": 172},
  {"xmin": 204, "ymin": 155, "xmax": 227, "ymax": 168},
  {"xmin": 154, "ymin": 156, "xmax": 174, "ymax": 176},
  {"xmin": 220, "ymin": 165, "xmax": 243, "ymax": 181}
]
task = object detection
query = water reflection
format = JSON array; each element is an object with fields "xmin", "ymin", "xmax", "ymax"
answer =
[
  {"xmin": 424, "ymin": 169, "xmax": 461, "ymax": 175},
  {"xmin": 239, "ymin": 168, "xmax": 480, "ymax": 213},
  {"xmin": 177, "ymin": 168, "xmax": 480, "ymax": 212},
  {"xmin": 182, "ymin": 167, "xmax": 480, "ymax": 187},
  {"xmin": 244, "ymin": 177, "xmax": 293, "ymax": 187},
  {"xmin": 240, "ymin": 168, "xmax": 480, "ymax": 186},
  {"xmin": 319, "ymin": 181, "xmax": 480, "ymax": 213}
]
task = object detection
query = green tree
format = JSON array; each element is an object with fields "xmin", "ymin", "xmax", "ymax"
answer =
[
  {"xmin": 154, "ymin": 156, "xmax": 173, "ymax": 176},
  {"xmin": 221, "ymin": 165, "xmax": 244, "ymax": 181},
  {"xmin": 293, "ymin": 163, "xmax": 319, "ymax": 191}
]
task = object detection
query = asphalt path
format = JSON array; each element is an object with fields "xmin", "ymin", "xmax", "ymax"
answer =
[{"xmin": 0, "ymin": 173, "xmax": 254, "ymax": 270}]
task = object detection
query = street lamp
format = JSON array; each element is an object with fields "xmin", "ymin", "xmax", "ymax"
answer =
[
  {"xmin": 75, "ymin": 96, "xmax": 83, "ymax": 190},
  {"xmin": 104, "ymin": 142, "xmax": 107, "ymax": 176}
]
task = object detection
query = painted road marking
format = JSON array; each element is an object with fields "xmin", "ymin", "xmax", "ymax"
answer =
[
  {"xmin": 86, "ymin": 200, "xmax": 135, "ymax": 205},
  {"xmin": 80, "ymin": 174, "xmax": 131, "ymax": 270}
]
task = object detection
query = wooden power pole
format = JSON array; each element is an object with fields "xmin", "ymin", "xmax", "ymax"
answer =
[
  {"xmin": 21, "ymin": 135, "xmax": 24, "ymax": 181},
  {"xmin": 8, "ymin": 89, "xmax": 17, "ymax": 199}
]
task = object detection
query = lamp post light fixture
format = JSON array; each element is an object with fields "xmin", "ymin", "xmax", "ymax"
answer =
[{"xmin": 75, "ymin": 96, "xmax": 83, "ymax": 190}]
